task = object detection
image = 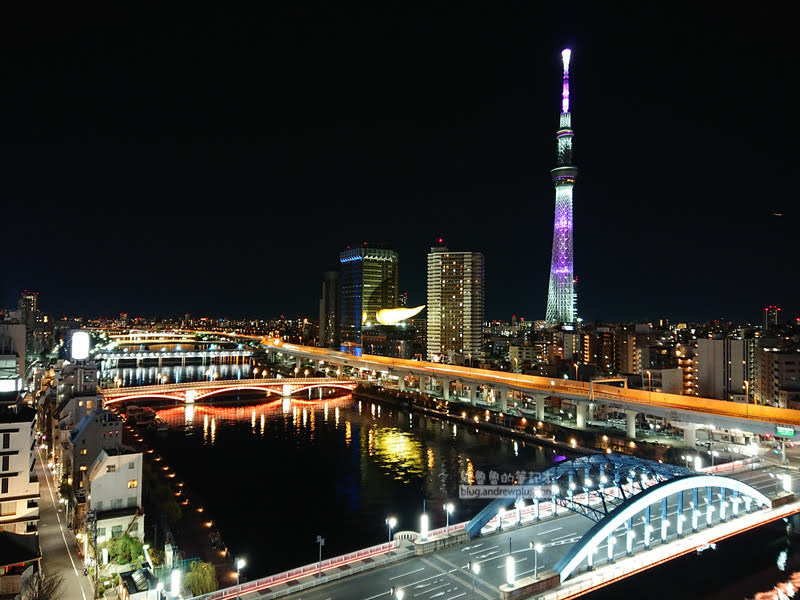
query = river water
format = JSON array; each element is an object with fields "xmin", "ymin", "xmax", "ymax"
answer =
[{"xmin": 147, "ymin": 393, "xmax": 795, "ymax": 599}]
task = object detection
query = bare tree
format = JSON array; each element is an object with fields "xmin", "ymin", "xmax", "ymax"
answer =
[{"xmin": 21, "ymin": 569, "xmax": 65, "ymax": 600}]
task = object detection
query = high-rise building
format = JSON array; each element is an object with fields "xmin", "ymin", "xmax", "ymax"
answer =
[
  {"xmin": 545, "ymin": 49, "xmax": 578, "ymax": 325},
  {"xmin": 318, "ymin": 271, "xmax": 340, "ymax": 348},
  {"xmin": 426, "ymin": 246, "xmax": 485, "ymax": 362},
  {"xmin": 695, "ymin": 337, "xmax": 749, "ymax": 401},
  {"xmin": 339, "ymin": 245, "xmax": 399, "ymax": 347},
  {"xmin": 764, "ymin": 305, "xmax": 781, "ymax": 330}
]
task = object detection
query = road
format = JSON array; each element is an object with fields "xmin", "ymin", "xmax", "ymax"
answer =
[{"xmin": 36, "ymin": 447, "xmax": 95, "ymax": 600}]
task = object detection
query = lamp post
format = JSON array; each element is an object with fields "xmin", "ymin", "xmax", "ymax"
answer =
[
  {"xmin": 444, "ymin": 503, "xmax": 454, "ymax": 535},
  {"xmin": 530, "ymin": 542, "xmax": 543, "ymax": 579},
  {"xmin": 236, "ymin": 558, "xmax": 245, "ymax": 599},
  {"xmin": 645, "ymin": 370, "xmax": 652, "ymax": 391},
  {"xmin": 467, "ymin": 561, "xmax": 479, "ymax": 600},
  {"xmin": 386, "ymin": 516, "xmax": 397, "ymax": 547},
  {"xmin": 497, "ymin": 508, "xmax": 505, "ymax": 531},
  {"xmin": 316, "ymin": 536, "xmax": 325, "ymax": 578}
]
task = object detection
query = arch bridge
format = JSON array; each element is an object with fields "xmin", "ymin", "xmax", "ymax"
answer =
[
  {"xmin": 465, "ymin": 454, "xmax": 773, "ymax": 584},
  {"xmin": 102, "ymin": 377, "xmax": 357, "ymax": 405}
]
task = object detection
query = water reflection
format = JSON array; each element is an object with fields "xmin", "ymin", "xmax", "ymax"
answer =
[
  {"xmin": 101, "ymin": 363, "xmax": 251, "ymax": 387},
  {"xmin": 148, "ymin": 394, "xmax": 572, "ymax": 578}
]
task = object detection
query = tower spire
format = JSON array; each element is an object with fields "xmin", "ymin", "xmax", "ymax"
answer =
[{"xmin": 545, "ymin": 48, "xmax": 579, "ymax": 325}]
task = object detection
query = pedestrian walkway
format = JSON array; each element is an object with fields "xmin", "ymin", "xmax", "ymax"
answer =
[{"xmin": 36, "ymin": 447, "xmax": 95, "ymax": 600}]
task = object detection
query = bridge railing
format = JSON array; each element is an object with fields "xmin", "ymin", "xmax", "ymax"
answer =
[{"xmin": 192, "ymin": 540, "xmax": 397, "ymax": 600}]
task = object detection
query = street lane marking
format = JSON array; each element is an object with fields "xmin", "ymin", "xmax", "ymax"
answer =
[
  {"xmin": 467, "ymin": 544, "xmax": 498, "ymax": 556},
  {"xmin": 390, "ymin": 567, "xmax": 425, "ymax": 580}
]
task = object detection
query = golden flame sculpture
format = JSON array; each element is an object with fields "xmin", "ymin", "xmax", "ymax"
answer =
[{"xmin": 375, "ymin": 305, "xmax": 425, "ymax": 325}]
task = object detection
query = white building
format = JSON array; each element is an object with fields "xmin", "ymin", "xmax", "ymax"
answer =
[
  {"xmin": 85, "ymin": 448, "xmax": 144, "ymax": 549},
  {"xmin": 0, "ymin": 323, "xmax": 26, "ymax": 393},
  {"xmin": 426, "ymin": 246, "xmax": 485, "ymax": 362},
  {"xmin": 695, "ymin": 338, "xmax": 748, "ymax": 400},
  {"xmin": 0, "ymin": 402, "xmax": 39, "ymax": 535}
]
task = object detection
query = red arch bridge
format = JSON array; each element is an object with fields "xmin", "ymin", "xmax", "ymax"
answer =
[{"xmin": 101, "ymin": 377, "xmax": 358, "ymax": 405}]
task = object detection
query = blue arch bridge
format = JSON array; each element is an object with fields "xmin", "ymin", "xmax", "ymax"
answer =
[{"xmin": 193, "ymin": 454, "xmax": 797, "ymax": 600}]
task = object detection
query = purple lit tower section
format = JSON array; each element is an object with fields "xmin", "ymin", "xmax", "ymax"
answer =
[{"xmin": 545, "ymin": 48, "xmax": 579, "ymax": 324}]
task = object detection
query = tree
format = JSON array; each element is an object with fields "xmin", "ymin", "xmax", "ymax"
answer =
[
  {"xmin": 21, "ymin": 569, "xmax": 65, "ymax": 600},
  {"xmin": 184, "ymin": 561, "xmax": 218, "ymax": 596}
]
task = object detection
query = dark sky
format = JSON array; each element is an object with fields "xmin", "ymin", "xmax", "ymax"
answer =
[{"xmin": 2, "ymin": 5, "xmax": 796, "ymax": 323}]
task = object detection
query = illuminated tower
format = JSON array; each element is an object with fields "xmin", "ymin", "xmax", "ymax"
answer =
[{"xmin": 545, "ymin": 48, "xmax": 578, "ymax": 325}]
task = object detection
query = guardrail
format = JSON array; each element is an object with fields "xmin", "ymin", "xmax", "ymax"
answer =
[{"xmin": 192, "ymin": 540, "xmax": 399, "ymax": 600}]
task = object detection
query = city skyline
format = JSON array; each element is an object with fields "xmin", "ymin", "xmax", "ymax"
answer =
[{"xmin": 2, "ymin": 5, "xmax": 796, "ymax": 322}]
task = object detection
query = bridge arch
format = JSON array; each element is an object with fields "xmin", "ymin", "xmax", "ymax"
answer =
[
  {"xmin": 554, "ymin": 474, "xmax": 771, "ymax": 583},
  {"xmin": 104, "ymin": 393, "xmax": 184, "ymax": 405}
]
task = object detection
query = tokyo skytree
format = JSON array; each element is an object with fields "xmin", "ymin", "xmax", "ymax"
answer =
[{"xmin": 545, "ymin": 48, "xmax": 578, "ymax": 324}]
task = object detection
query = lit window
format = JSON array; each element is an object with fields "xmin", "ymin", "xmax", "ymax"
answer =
[
  {"xmin": 128, "ymin": 480, "xmax": 138, "ymax": 488},
  {"xmin": 106, "ymin": 465, "xmax": 116, "ymax": 473}
]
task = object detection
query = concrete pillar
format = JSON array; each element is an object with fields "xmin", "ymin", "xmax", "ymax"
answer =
[
  {"xmin": 576, "ymin": 403, "xmax": 587, "ymax": 429},
  {"xmin": 498, "ymin": 388, "xmax": 508, "ymax": 412},
  {"xmin": 468, "ymin": 386, "xmax": 477, "ymax": 405},
  {"xmin": 295, "ymin": 357, "xmax": 302, "ymax": 369},
  {"xmin": 535, "ymin": 396, "xmax": 545, "ymax": 421},
  {"xmin": 625, "ymin": 410, "xmax": 637, "ymax": 439},
  {"xmin": 443, "ymin": 379, "xmax": 452, "ymax": 400},
  {"xmin": 398, "ymin": 372, "xmax": 406, "ymax": 391},
  {"xmin": 683, "ymin": 424, "xmax": 698, "ymax": 448}
]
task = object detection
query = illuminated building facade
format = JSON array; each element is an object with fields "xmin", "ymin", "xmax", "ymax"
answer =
[
  {"xmin": 545, "ymin": 49, "xmax": 578, "ymax": 325},
  {"xmin": 339, "ymin": 245, "xmax": 399, "ymax": 346},
  {"xmin": 426, "ymin": 246, "xmax": 485, "ymax": 362}
]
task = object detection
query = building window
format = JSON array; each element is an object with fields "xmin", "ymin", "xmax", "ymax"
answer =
[
  {"xmin": 97, "ymin": 527, "xmax": 106, "ymax": 538},
  {"xmin": 95, "ymin": 501, "xmax": 103, "ymax": 511},
  {"xmin": 111, "ymin": 499, "xmax": 123, "ymax": 510},
  {"xmin": 127, "ymin": 496, "xmax": 136, "ymax": 507},
  {"xmin": 127, "ymin": 480, "xmax": 138, "ymax": 488},
  {"xmin": 1, "ymin": 434, "xmax": 8, "ymax": 449},
  {"xmin": 106, "ymin": 465, "xmax": 116, "ymax": 473},
  {"xmin": 1, "ymin": 478, "xmax": 8, "ymax": 494},
  {"xmin": 130, "ymin": 521, "xmax": 138, "ymax": 532},
  {"xmin": 1, "ymin": 502, "xmax": 15, "ymax": 516},
  {"xmin": 80, "ymin": 465, "xmax": 87, "ymax": 471},
  {"xmin": 80, "ymin": 449, "xmax": 87, "ymax": 455},
  {"xmin": 1, "ymin": 456, "xmax": 8, "ymax": 472},
  {"xmin": 128, "ymin": 462, "xmax": 134, "ymax": 469},
  {"xmin": 111, "ymin": 525, "xmax": 123, "ymax": 539}
]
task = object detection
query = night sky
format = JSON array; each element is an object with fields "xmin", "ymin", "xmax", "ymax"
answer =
[{"xmin": 2, "ymin": 5, "xmax": 796, "ymax": 323}]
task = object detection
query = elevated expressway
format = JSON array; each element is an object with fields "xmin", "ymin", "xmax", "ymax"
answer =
[{"xmin": 256, "ymin": 340, "xmax": 800, "ymax": 442}]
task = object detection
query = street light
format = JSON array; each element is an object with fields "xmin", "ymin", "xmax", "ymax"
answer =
[
  {"xmin": 467, "ymin": 562, "xmax": 480, "ymax": 600},
  {"xmin": 316, "ymin": 536, "xmax": 325, "ymax": 578},
  {"xmin": 236, "ymin": 558, "xmax": 245, "ymax": 598},
  {"xmin": 386, "ymin": 516, "xmax": 397, "ymax": 544},
  {"xmin": 444, "ymin": 503, "xmax": 454, "ymax": 535},
  {"xmin": 530, "ymin": 542, "xmax": 543, "ymax": 579}
]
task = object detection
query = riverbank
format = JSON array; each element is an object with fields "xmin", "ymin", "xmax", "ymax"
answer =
[{"xmin": 353, "ymin": 383, "xmax": 681, "ymax": 463}]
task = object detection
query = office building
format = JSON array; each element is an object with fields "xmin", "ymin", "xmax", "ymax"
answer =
[{"xmin": 339, "ymin": 245, "xmax": 399, "ymax": 347}]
